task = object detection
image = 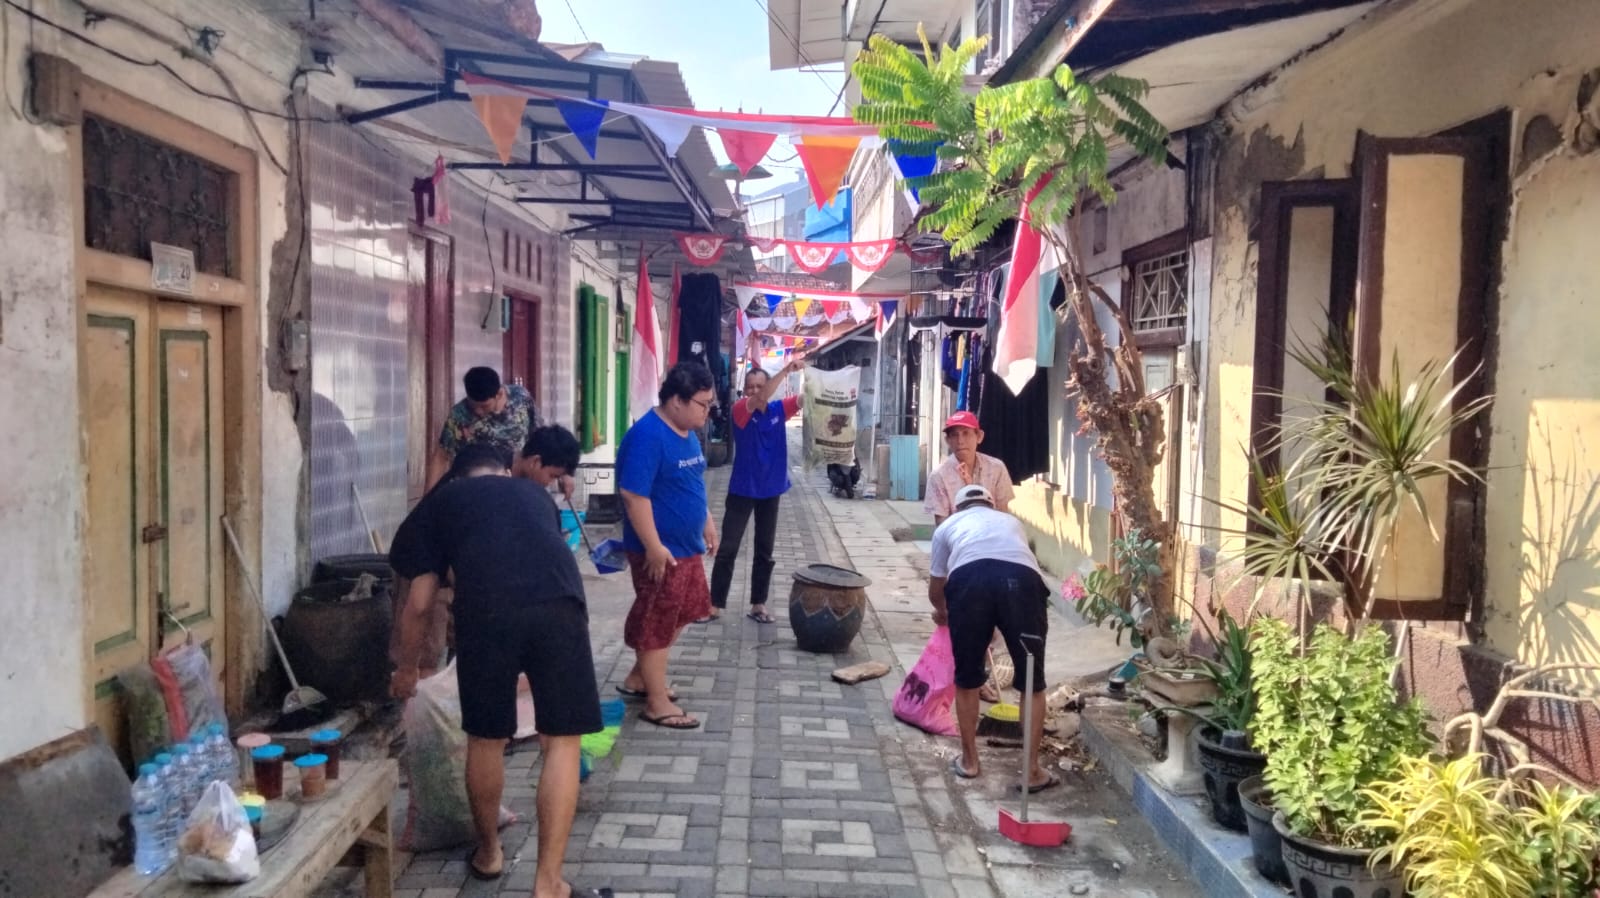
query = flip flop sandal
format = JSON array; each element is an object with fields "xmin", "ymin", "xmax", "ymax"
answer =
[
  {"xmin": 746, "ymin": 610, "xmax": 776, "ymax": 624},
  {"xmin": 640, "ymin": 711, "xmax": 702, "ymax": 730},
  {"xmin": 692, "ymin": 613, "xmax": 721, "ymax": 624},
  {"xmin": 616, "ymin": 684, "xmax": 678, "ymax": 701},
  {"xmin": 570, "ymin": 888, "xmax": 615, "ymax": 898},
  {"xmin": 465, "ymin": 847, "xmax": 504, "ymax": 881},
  {"xmin": 949, "ymin": 756, "xmax": 979, "ymax": 780},
  {"xmin": 1017, "ymin": 772, "xmax": 1062, "ymax": 794}
]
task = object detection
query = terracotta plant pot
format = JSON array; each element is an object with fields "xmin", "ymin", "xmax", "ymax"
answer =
[
  {"xmin": 1133, "ymin": 657, "xmax": 1219, "ymax": 706},
  {"xmin": 1273, "ymin": 812, "xmax": 1404, "ymax": 898},
  {"xmin": 1196, "ymin": 728, "xmax": 1267, "ymax": 832},
  {"xmin": 1237, "ymin": 774, "xmax": 1289, "ymax": 885}
]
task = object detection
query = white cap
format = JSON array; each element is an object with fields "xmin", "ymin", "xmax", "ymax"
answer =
[{"xmin": 954, "ymin": 484, "xmax": 994, "ymax": 509}]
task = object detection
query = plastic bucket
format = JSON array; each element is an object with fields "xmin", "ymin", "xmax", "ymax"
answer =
[{"xmin": 591, "ymin": 538, "xmax": 628, "ymax": 574}]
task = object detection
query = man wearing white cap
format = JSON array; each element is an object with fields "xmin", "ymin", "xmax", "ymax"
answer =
[{"xmin": 928, "ymin": 483, "xmax": 1058, "ymax": 793}]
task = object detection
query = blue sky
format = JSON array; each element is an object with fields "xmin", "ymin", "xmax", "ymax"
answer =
[{"xmin": 540, "ymin": 0, "xmax": 846, "ymax": 189}]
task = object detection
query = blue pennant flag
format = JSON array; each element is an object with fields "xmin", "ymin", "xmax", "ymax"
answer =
[
  {"xmin": 556, "ymin": 98, "xmax": 609, "ymax": 160},
  {"xmin": 887, "ymin": 139, "xmax": 941, "ymax": 202}
]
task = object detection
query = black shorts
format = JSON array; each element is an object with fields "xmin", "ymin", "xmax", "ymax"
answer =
[
  {"xmin": 945, "ymin": 559, "xmax": 1049, "ymax": 692},
  {"xmin": 453, "ymin": 595, "xmax": 603, "ymax": 740}
]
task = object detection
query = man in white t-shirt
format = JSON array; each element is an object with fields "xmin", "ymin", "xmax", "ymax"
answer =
[{"xmin": 928, "ymin": 484, "xmax": 1057, "ymax": 793}]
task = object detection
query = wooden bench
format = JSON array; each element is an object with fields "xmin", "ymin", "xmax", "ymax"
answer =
[{"xmin": 90, "ymin": 759, "xmax": 398, "ymax": 898}]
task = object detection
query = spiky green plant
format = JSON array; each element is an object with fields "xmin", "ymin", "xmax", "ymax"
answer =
[
  {"xmin": 853, "ymin": 28, "xmax": 1177, "ymax": 625},
  {"xmin": 1223, "ymin": 329, "xmax": 1491, "ymax": 623}
]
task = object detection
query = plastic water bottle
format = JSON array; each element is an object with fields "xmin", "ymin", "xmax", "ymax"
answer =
[
  {"xmin": 206, "ymin": 724, "xmax": 239, "ymax": 788},
  {"xmin": 190, "ymin": 732, "xmax": 213, "ymax": 787},
  {"xmin": 171, "ymin": 743, "xmax": 200, "ymax": 817},
  {"xmin": 153, "ymin": 753, "xmax": 180, "ymax": 862},
  {"xmin": 132, "ymin": 763, "xmax": 168, "ymax": 875}
]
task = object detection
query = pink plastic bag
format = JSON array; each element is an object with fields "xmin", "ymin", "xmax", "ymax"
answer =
[{"xmin": 892, "ymin": 626, "xmax": 960, "ymax": 736}]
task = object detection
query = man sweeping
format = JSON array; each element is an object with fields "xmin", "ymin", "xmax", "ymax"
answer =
[{"xmin": 928, "ymin": 484, "xmax": 1059, "ymax": 793}]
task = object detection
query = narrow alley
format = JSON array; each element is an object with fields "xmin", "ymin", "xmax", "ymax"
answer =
[{"xmin": 355, "ymin": 426, "xmax": 1199, "ymax": 898}]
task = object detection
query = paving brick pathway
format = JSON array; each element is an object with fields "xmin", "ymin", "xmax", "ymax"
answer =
[{"xmin": 387, "ymin": 431, "xmax": 971, "ymax": 898}]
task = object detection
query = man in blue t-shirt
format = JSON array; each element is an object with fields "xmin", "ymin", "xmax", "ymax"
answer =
[
  {"xmin": 614, "ymin": 361, "xmax": 718, "ymax": 729},
  {"xmin": 707, "ymin": 353, "xmax": 806, "ymax": 624}
]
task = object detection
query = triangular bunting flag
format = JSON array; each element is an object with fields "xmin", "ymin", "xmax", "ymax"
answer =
[
  {"xmin": 764, "ymin": 293, "xmax": 779, "ymax": 315},
  {"xmin": 845, "ymin": 239, "xmax": 897, "ymax": 272},
  {"xmin": 794, "ymin": 135, "xmax": 861, "ymax": 209},
  {"xmin": 746, "ymin": 235, "xmax": 782, "ymax": 253},
  {"xmin": 718, "ymin": 129, "xmax": 780, "ymax": 175},
  {"xmin": 787, "ymin": 242, "xmax": 837, "ymax": 274},
  {"xmin": 848, "ymin": 298, "xmax": 873, "ymax": 323},
  {"xmin": 793, "ymin": 298, "xmax": 813, "ymax": 320},
  {"xmin": 675, "ymin": 232, "xmax": 729, "ymax": 266},
  {"xmin": 470, "ymin": 93, "xmax": 528, "ymax": 164},
  {"xmin": 887, "ymin": 138, "xmax": 941, "ymax": 201},
  {"xmin": 556, "ymin": 98, "xmax": 609, "ymax": 159},
  {"xmin": 876, "ymin": 300, "xmax": 899, "ymax": 340},
  {"xmin": 627, "ymin": 106, "xmax": 694, "ymax": 157}
]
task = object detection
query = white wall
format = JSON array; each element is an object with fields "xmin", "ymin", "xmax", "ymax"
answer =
[{"xmin": 0, "ymin": 0, "xmax": 301, "ymax": 761}]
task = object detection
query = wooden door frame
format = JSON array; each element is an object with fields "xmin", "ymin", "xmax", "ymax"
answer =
[
  {"xmin": 503, "ymin": 289, "xmax": 542, "ymax": 401},
  {"xmin": 409, "ymin": 227, "xmax": 456, "ymax": 481},
  {"xmin": 65, "ymin": 64, "xmax": 262, "ymax": 717}
]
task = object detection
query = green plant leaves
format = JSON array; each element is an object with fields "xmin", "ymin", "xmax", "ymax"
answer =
[
  {"xmin": 1251, "ymin": 620, "xmax": 1432, "ymax": 846},
  {"xmin": 851, "ymin": 27, "xmax": 1167, "ymax": 254}
]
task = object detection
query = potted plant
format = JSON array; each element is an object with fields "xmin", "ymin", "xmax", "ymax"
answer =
[
  {"xmin": 1361, "ymin": 753, "xmax": 1600, "ymax": 897},
  {"xmin": 1251, "ymin": 618, "xmax": 1431, "ymax": 897},
  {"xmin": 1186, "ymin": 609, "xmax": 1265, "ymax": 832}
]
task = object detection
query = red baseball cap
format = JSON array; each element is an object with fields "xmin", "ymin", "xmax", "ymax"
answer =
[{"xmin": 943, "ymin": 411, "xmax": 981, "ymax": 432}]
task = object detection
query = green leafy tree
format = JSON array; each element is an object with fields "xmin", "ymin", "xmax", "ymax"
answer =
[{"xmin": 853, "ymin": 29, "xmax": 1176, "ymax": 622}]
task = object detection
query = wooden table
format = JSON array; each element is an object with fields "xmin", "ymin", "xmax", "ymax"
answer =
[{"xmin": 90, "ymin": 759, "xmax": 398, "ymax": 898}]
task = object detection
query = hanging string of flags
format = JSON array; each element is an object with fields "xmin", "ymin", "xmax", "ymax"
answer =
[
  {"xmin": 678, "ymin": 232, "xmax": 945, "ymax": 273},
  {"xmin": 458, "ymin": 72, "xmax": 940, "ymax": 210},
  {"xmin": 739, "ymin": 298, "xmax": 900, "ymax": 339}
]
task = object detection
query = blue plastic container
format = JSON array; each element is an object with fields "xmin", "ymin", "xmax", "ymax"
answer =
[
  {"xmin": 599, "ymin": 697, "xmax": 626, "ymax": 728},
  {"xmin": 590, "ymin": 537, "xmax": 627, "ymax": 574},
  {"xmin": 559, "ymin": 509, "xmax": 586, "ymax": 552}
]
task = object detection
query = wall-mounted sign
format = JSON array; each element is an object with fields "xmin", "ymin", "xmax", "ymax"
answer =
[{"xmin": 150, "ymin": 242, "xmax": 196, "ymax": 296}]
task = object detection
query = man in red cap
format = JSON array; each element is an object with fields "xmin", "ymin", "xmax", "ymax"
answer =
[{"xmin": 924, "ymin": 410, "xmax": 1014, "ymax": 526}]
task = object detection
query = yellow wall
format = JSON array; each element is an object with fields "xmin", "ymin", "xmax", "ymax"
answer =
[{"xmin": 1201, "ymin": 0, "xmax": 1600, "ymax": 667}]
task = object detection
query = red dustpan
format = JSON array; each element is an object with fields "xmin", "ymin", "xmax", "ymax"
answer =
[{"xmin": 999, "ymin": 647, "xmax": 1072, "ymax": 847}]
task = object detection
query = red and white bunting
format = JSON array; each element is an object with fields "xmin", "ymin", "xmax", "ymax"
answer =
[
  {"xmin": 845, "ymin": 239, "xmax": 897, "ymax": 272},
  {"xmin": 674, "ymin": 232, "xmax": 730, "ymax": 267},
  {"xmin": 746, "ymin": 235, "xmax": 783, "ymax": 253},
  {"xmin": 787, "ymin": 242, "xmax": 839, "ymax": 274}
]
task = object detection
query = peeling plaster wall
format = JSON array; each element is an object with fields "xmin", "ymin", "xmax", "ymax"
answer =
[
  {"xmin": 0, "ymin": 0, "xmax": 300, "ymax": 760},
  {"xmin": 1201, "ymin": 0, "xmax": 1600, "ymax": 760}
]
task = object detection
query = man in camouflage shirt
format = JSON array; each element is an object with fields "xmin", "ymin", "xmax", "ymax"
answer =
[{"xmin": 429, "ymin": 367, "xmax": 572, "ymax": 499}]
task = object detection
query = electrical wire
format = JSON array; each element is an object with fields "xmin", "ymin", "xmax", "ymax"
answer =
[
  {"xmin": 560, "ymin": 0, "xmax": 591, "ymax": 43},
  {"xmin": 751, "ymin": 0, "xmax": 836, "ymax": 94}
]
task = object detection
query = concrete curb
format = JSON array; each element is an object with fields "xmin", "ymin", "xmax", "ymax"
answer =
[{"xmin": 1078, "ymin": 706, "xmax": 1287, "ymax": 898}]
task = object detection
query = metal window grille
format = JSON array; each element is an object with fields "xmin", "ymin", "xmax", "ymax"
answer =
[
  {"xmin": 82, "ymin": 115, "xmax": 234, "ymax": 277},
  {"xmin": 1131, "ymin": 248, "xmax": 1188, "ymax": 333}
]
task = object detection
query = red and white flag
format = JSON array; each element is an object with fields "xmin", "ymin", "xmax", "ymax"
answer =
[
  {"xmin": 629, "ymin": 250, "xmax": 664, "ymax": 423},
  {"xmin": 994, "ymin": 175, "xmax": 1053, "ymax": 395}
]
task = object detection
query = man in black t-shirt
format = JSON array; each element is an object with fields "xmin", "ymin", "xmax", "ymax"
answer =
[{"xmin": 390, "ymin": 425, "xmax": 601, "ymax": 895}]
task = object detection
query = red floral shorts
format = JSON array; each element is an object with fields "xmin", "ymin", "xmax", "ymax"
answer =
[{"xmin": 624, "ymin": 553, "xmax": 712, "ymax": 651}]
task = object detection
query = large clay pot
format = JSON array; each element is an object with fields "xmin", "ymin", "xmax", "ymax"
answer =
[
  {"xmin": 1273, "ymin": 812, "xmax": 1404, "ymax": 898},
  {"xmin": 1196, "ymin": 727, "xmax": 1267, "ymax": 832},
  {"xmin": 280, "ymin": 581, "xmax": 393, "ymax": 704},
  {"xmin": 788, "ymin": 564, "xmax": 872, "ymax": 653},
  {"xmin": 1238, "ymin": 774, "xmax": 1290, "ymax": 886}
]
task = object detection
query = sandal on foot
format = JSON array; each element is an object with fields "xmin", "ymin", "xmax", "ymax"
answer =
[
  {"xmin": 465, "ymin": 847, "xmax": 503, "ymax": 880},
  {"xmin": 949, "ymin": 757, "xmax": 979, "ymax": 780},
  {"xmin": 1017, "ymin": 772, "xmax": 1062, "ymax": 794},
  {"xmin": 570, "ymin": 888, "xmax": 615, "ymax": 898},
  {"xmin": 616, "ymin": 684, "xmax": 678, "ymax": 701},
  {"xmin": 692, "ymin": 613, "xmax": 721, "ymax": 624},
  {"xmin": 640, "ymin": 711, "xmax": 701, "ymax": 730},
  {"xmin": 746, "ymin": 609, "xmax": 776, "ymax": 624}
]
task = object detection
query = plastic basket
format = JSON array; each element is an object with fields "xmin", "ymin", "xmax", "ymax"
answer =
[
  {"xmin": 559, "ymin": 509, "xmax": 586, "ymax": 552},
  {"xmin": 591, "ymin": 538, "xmax": 628, "ymax": 574}
]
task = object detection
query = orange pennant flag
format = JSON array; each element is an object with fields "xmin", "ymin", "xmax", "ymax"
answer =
[
  {"xmin": 794, "ymin": 135, "xmax": 861, "ymax": 209},
  {"xmin": 471, "ymin": 93, "xmax": 529, "ymax": 164}
]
